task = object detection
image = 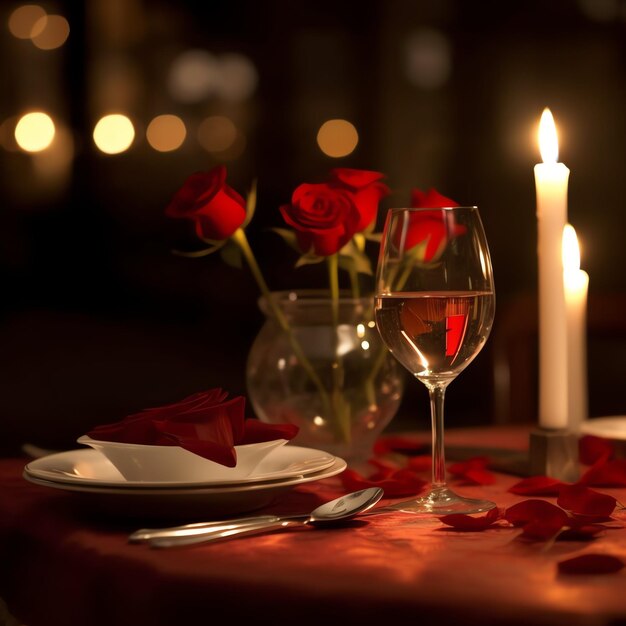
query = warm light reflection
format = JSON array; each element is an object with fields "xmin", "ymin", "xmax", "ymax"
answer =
[
  {"xmin": 168, "ymin": 49, "xmax": 218, "ymax": 103},
  {"xmin": 32, "ymin": 123, "xmax": 74, "ymax": 183},
  {"xmin": 31, "ymin": 14, "xmax": 70, "ymax": 49},
  {"xmin": 562, "ymin": 223, "xmax": 581, "ymax": 275},
  {"xmin": 218, "ymin": 53, "xmax": 258, "ymax": 102},
  {"xmin": 146, "ymin": 115, "xmax": 186, "ymax": 152},
  {"xmin": 405, "ymin": 28, "xmax": 451, "ymax": 90},
  {"xmin": 538, "ymin": 108, "xmax": 559, "ymax": 164},
  {"xmin": 14, "ymin": 112, "xmax": 55, "ymax": 152},
  {"xmin": 401, "ymin": 330, "xmax": 429, "ymax": 370},
  {"xmin": 8, "ymin": 5, "xmax": 45, "ymax": 39},
  {"xmin": 198, "ymin": 115, "xmax": 237, "ymax": 152},
  {"xmin": 317, "ymin": 119, "xmax": 358, "ymax": 158},
  {"xmin": 93, "ymin": 114, "xmax": 135, "ymax": 154}
]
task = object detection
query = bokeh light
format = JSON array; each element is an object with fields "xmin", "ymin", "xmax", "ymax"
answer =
[
  {"xmin": 168, "ymin": 49, "xmax": 219, "ymax": 103},
  {"xmin": 316, "ymin": 119, "xmax": 359, "ymax": 158},
  {"xmin": 146, "ymin": 115, "xmax": 186, "ymax": 152},
  {"xmin": 93, "ymin": 114, "xmax": 135, "ymax": 154},
  {"xmin": 31, "ymin": 15, "xmax": 70, "ymax": 50},
  {"xmin": 14, "ymin": 112, "xmax": 55, "ymax": 152},
  {"xmin": 198, "ymin": 116, "xmax": 238, "ymax": 153},
  {"xmin": 32, "ymin": 122, "xmax": 74, "ymax": 185},
  {"xmin": 8, "ymin": 4, "xmax": 45, "ymax": 39},
  {"xmin": 405, "ymin": 29, "xmax": 451, "ymax": 90},
  {"xmin": 217, "ymin": 53, "xmax": 258, "ymax": 102}
]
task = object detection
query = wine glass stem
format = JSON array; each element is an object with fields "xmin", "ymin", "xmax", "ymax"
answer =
[{"xmin": 427, "ymin": 382, "xmax": 449, "ymax": 489}]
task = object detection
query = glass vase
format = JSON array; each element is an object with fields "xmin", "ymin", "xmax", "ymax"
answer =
[{"xmin": 246, "ymin": 290, "xmax": 405, "ymax": 464}]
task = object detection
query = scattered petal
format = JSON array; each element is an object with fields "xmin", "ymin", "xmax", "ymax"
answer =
[
  {"xmin": 508, "ymin": 476, "xmax": 566, "ymax": 496},
  {"xmin": 557, "ymin": 554, "xmax": 625, "ymax": 575},
  {"xmin": 579, "ymin": 435, "xmax": 614, "ymax": 466},
  {"xmin": 373, "ymin": 435, "xmax": 429, "ymax": 456},
  {"xmin": 340, "ymin": 468, "xmax": 427, "ymax": 497},
  {"xmin": 505, "ymin": 499, "xmax": 569, "ymax": 526},
  {"xmin": 578, "ymin": 459, "xmax": 626, "ymax": 487},
  {"xmin": 557, "ymin": 525, "xmax": 604, "ymax": 541},
  {"xmin": 439, "ymin": 507, "xmax": 503, "ymax": 531},
  {"xmin": 368, "ymin": 458, "xmax": 402, "ymax": 473},
  {"xmin": 448, "ymin": 457, "xmax": 496, "ymax": 485},
  {"xmin": 557, "ymin": 484, "xmax": 617, "ymax": 517},
  {"xmin": 406, "ymin": 455, "xmax": 432, "ymax": 473},
  {"xmin": 519, "ymin": 519, "xmax": 567, "ymax": 541},
  {"xmin": 505, "ymin": 499, "xmax": 569, "ymax": 540}
]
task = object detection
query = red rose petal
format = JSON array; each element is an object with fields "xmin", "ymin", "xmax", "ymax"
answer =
[
  {"xmin": 557, "ymin": 525, "xmax": 604, "ymax": 541},
  {"xmin": 330, "ymin": 168, "xmax": 386, "ymax": 188},
  {"xmin": 340, "ymin": 468, "xmax": 427, "ymax": 497},
  {"xmin": 448, "ymin": 457, "xmax": 496, "ymax": 485},
  {"xmin": 578, "ymin": 459, "xmax": 626, "ymax": 487},
  {"xmin": 410, "ymin": 187, "xmax": 458, "ymax": 208},
  {"xmin": 579, "ymin": 435, "xmax": 615, "ymax": 465},
  {"xmin": 504, "ymin": 499, "xmax": 569, "ymax": 540},
  {"xmin": 520, "ymin": 519, "xmax": 568, "ymax": 541},
  {"xmin": 508, "ymin": 476, "xmax": 566, "ymax": 496},
  {"xmin": 439, "ymin": 506, "xmax": 503, "ymax": 531},
  {"xmin": 406, "ymin": 455, "xmax": 432, "ymax": 473},
  {"xmin": 368, "ymin": 458, "xmax": 402, "ymax": 472},
  {"xmin": 373, "ymin": 435, "xmax": 428, "ymax": 456},
  {"xmin": 557, "ymin": 554, "xmax": 625, "ymax": 575},
  {"xmin": 557, "ymin": 484, "xmax": 617, "ymax": 517}
]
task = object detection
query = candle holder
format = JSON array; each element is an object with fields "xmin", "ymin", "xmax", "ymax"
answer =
[{"xmin": 528, "ymin": 427, "xmax": 579, "ymax": 483}]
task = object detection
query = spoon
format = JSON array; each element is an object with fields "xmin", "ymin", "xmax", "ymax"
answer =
[{"xmin": 132, "ymin": 487, "xmax": 384, "ymax": 548}]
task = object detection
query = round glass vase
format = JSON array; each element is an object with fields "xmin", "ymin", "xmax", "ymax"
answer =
[{"xmin": 246, "ymin": 290, "xmax": 405, "ymax": 464}]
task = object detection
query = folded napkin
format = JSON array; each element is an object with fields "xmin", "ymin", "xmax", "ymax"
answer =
[{"xmin": 86, "ymin": 388, "xmax": 298, "ymax": 467}]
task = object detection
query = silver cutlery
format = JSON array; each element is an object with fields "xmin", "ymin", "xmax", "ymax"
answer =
[{"xmin": 129, "ymin": 487, "xmax": 384, "ymax": 548}]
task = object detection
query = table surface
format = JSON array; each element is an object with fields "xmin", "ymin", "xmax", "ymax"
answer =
[{"xmin": 1, "ymin": 425, "xmax": 626, "ymax": 626}]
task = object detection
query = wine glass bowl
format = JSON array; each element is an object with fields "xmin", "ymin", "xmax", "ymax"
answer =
[{"xmin": 374, "ymin": 206, "xmax": 496, "ymax": 515}]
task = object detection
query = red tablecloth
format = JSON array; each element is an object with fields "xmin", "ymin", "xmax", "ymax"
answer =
[{"xmin": 1, "ymin": 426, "xmax": 626, "ymax": 626}]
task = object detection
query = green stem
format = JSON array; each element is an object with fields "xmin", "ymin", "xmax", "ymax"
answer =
[
  {"xmin": 348, "ymin": 264, "xmax": 360, "ymax": 299},
  {"xmin": 328, "ymin": 253, "xmax": 339, "ymax": 326},
  {"xmin": 327, "ymin": 254, "xmax": 350, "ymax": 444},
  {"xmin": 232, "ymin": 229, "xmax": 330, "ymax": 409}
]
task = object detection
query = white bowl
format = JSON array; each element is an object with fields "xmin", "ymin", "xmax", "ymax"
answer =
[{"xmin": 76, "ymin": 435, "xmax": 288, "ymax": 482}]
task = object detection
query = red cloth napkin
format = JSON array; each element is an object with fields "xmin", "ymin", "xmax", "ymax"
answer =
[{"xmin": 86, "ymin": 388, "xmax": 299, "ymax": 467}]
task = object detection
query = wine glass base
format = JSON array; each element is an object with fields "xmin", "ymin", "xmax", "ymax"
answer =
[{"xmin": 388, "ymin": 487, "xmax": 496, "ymax": 516}]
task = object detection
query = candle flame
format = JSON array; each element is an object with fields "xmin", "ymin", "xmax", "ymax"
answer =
[
  {"xmin": 539, "ymin": 108, "xmax": 559, "ymax": 164},
  {"xmin": 562, "ymin": 223, "xmax": 580, "ymax": 274}
]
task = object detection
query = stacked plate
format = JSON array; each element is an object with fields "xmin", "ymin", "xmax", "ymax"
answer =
[{"xmin": 23, "ymin": 445, "xmax": 347, "ymax": 520}]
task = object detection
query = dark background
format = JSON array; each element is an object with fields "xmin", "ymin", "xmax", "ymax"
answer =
[{"xmin": 1, "ymin": 0, "xmax": 625, "ymax": 454}]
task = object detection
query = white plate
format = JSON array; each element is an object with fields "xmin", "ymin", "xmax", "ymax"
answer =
[
  {"xmin": 580, "ymin": 416, "xmax": 626, "ymax": 440},
  {"xmin": 23, "ymin": 453, "xmax": 347, "ymax": 520},
  {"xmin": 24, "ymin": 445, "xmax": 336, "ymax": 488}
]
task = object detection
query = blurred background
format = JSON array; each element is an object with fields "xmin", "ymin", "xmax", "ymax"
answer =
[{"xmin": 1, "ymin": 0, "xmax": 625, "ymax": 454}]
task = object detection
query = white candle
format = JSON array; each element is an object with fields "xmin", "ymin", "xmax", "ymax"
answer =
[
  {"xmin": 534, "ymin": 108, "xmax": 569, "ymax": 430},
  {"xmin": 563, "ymin": 224, "xmax": 589, "ymax": 431}
]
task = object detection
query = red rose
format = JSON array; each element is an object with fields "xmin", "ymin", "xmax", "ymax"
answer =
[
  {"xmin": 165, "ymin": 165, "xmax": 247, "ymax": 241},
  {"xmin": 279, "ymin": 182, "xmax": 361, "ymax": 256},
  {"xmin": 410, "ymin": 187, "xmax": 457, "ymax": 209},
  {"xmin": 330, "ymin": 168, "xmax": 390, "ymax": 232},
  {"xmin": 395, "ymin": 187, "xmax": 466, "ymax": 261},
  {"xmin": 87, "ymin": 388, "xmax": 298, "ymax": 466}
]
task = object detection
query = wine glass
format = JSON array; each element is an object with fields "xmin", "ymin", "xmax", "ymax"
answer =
[{"xmin": 374, "ymin": 206, "xmax": 496, "ymax": 514}]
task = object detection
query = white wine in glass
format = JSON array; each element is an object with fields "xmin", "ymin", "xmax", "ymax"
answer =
[{"xmin": 374, "ymin": 206, "xmax": 496, "ymax": 514}]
